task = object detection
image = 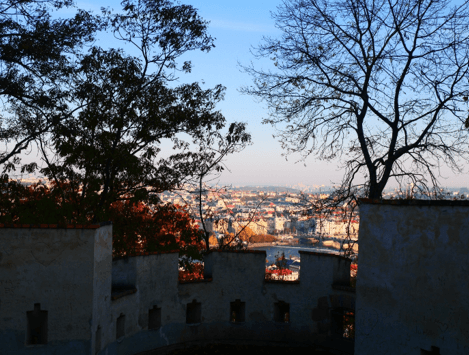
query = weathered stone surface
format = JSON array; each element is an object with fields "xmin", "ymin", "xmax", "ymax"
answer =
[
  {"xmin": 355, "ymin": 201, "xmax": 469, "ymax": 355},
  {"xmin": 0, "ymin": 224, "xmax": 353, "ymax": 355}
]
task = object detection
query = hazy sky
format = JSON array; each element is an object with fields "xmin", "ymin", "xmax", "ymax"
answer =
[
  {"xmin": 27, "ymin": 0, "xmax": 468, "ymax": 188},
  {"xmin": 172, "ymin": 0, "xmax": 347, "ymax": 187}
]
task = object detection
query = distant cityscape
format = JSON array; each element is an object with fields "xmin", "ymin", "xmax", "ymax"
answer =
[
  {"xmin": 158, "ymin": 183, "xmax": 469, "ymax": 257},
  {"xmin": 15, "ymin": 176, "xmax": 469, "ymax": 258}
]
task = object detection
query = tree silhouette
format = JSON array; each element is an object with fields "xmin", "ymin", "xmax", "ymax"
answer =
[
  {"xmin": 0, "ymin": 0, "xmax": 250, "ymax": 278},
  {"xmin": 242, "ymin": 0, "xmax": 469, "ymax": 199},
  {"xmin": 34, "ymin": 0, "xmax": 250, "ymax": 224},
  {"xmin": 0, "ymin": 0, "xmax": 101, "ymax": 169}
]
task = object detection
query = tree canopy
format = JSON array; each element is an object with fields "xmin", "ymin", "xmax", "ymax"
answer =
[
  {"xmin": 242, "ymin": 0, "xmax": 469, "ymax": 199},
  {"xmin": 0, "ymin": 0, "xmax": 101, "ymax": 168},
  {"xmin": 0, "ymin": 0, "xmax": 250, "ymax": 267},
  {"xmin": 1, "ymin": 0, "xmax": 250, "ymax": 218},
  {"xmin": 37, "ymin": 0, "xmax": 250, "ymax": 224}
]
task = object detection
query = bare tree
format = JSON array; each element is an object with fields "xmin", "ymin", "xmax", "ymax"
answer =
[
  {"xmin": 193, "ymin": 180, "xmax": 270, "ymax": 251},
  {"xmin": 242, "ymin": 0, "xmax": 469, "ymax": 199},
  {"xmin": 189, "ymin": 122, "xmax": 252, "ymax": 250}
]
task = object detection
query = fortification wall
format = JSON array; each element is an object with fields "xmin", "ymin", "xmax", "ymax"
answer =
[
  {"xmin": 92, "ymin": 223, "xmax": 113, "ymax": 355},
  {"xmin": 0, "ymin": 223, "xmax": 112, "ymax": 355},
  {"xmin": 105, "ymin": 249, "xmax": 354, "ymax": 355},
  {"xmin": 355, "ymin": 200, "xmax": 469, "ymax": 355},
  {"xmin": 0, "ymin": 224, "xmax": 355, "ymax": 355}
]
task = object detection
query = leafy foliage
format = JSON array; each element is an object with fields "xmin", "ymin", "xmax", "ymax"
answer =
[
  {"xmin": 0, "ymin": 177, "xmax": 83, "ymax": 225},
  {"xmin": 0, "ymin": 177, "xmax": 205, "ymax": 269},
  {"xmin": 238, "ymin": 226, "xmax": 255, "ymax": 242},
  {"xmin": 178, "ymin": 262, "xmax": 204, "ymax": 281},
  {"xmin": 109, "ymin": 201, "xmax": 204, "ymax": 262},
  {"xmin": 0, "ymin": 0, "xmax": 102, "ymax": 167},
  {"xmin": 32, "ymin": 0, "xmax": 250, "ymax": 227},
  {"xmin": 249, "ymin": 234, "xmax": 277, "ymax": 243}
]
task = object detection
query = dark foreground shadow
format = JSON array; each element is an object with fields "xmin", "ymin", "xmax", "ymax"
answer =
[{"xmin": 143, "ymin": 343, "xmax": 337, "ymax": 355}]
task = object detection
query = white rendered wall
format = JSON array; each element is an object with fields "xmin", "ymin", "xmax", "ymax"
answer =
[{"xmin": 355, "ymin": 201, "xmax": 469, "ymax": 355}]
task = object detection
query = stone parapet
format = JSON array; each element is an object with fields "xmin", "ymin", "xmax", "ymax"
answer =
[
  {"xmin": 0, "ymin": 225, "xmax": 354, "ymax": 355},
  {"xmin": 355, "ymin": 201, "xmax": 469, "ymax": 355}
]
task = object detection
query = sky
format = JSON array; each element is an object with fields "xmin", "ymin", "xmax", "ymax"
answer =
[
  {"xmin": 18, "ymin": 0, "xmax": 468, "ymax": 189},
  {"xmin": 169, "ymin": 0, "xmax": 345, "ymax": 187}
]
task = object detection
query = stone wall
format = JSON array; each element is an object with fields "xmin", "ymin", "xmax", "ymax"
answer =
[
  {"xmin": 105, "ymin": 249, "xmax": 354, "ymax": 355},
  {"xmin": 355, "ymin": 200, "xmax": 469, "ymax": 355},
  {"xmin": 0, "ymin": 224, "xmax": 355, "ymax": 355},
  {"xmin": 0, "ymin": 223, "xmax": 112, "ymax": 355}
]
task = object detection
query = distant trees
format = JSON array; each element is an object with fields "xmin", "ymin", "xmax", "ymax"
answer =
[
  {"xmin": 208, "ymin": 232, "xmax": 219, "ymax": 248},
  {"xmin": 203, "ymin": 228, "xmax": 279, "ymax": 249},
  {"xmin": 242, "ymin": 0, "xmax": 469, "ymax": 199},
  {"xmin": 238, "ymin": 226, "xmax": 255, "ymax": 242}
]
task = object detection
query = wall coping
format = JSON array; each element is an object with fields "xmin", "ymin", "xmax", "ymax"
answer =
[
  {"xmin": 112, "ymin": 250, "xmax": 348, "ymax": 261},
  {"xmin": 264, "ymin": 279, "xmax": 300, "ymax": 284},
  {"xmin": 359, "ymin": 198, "xmax": 469, "ymax": 206},
  {"xmin": 112, "ymin": 249, "xmax": 268, "ymax": 262},
  {"xmin": 0, "ymin": 223, "xmax": 101, "ymax": 229}
]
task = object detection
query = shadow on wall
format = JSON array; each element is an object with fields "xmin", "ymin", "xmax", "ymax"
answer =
[{"xmin": 0, "ymin": 223, "xmax": 355, "ymax": 355}]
